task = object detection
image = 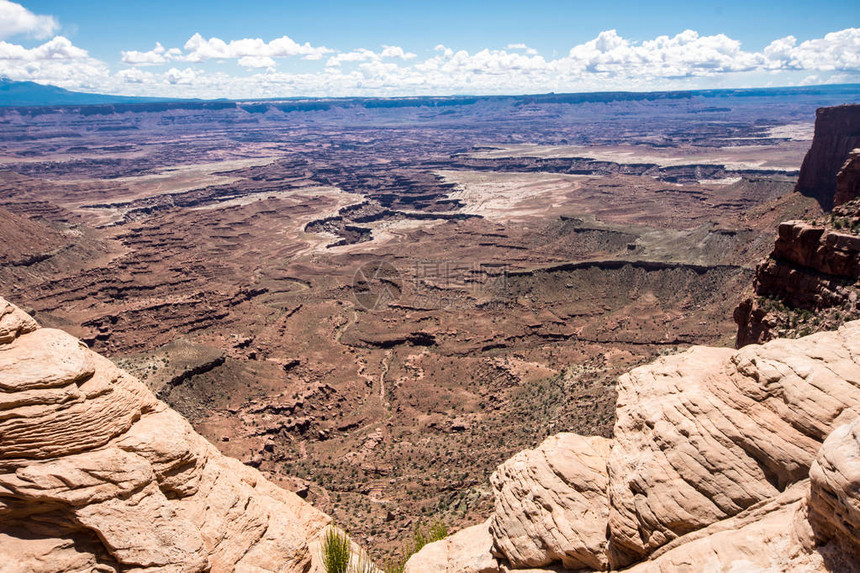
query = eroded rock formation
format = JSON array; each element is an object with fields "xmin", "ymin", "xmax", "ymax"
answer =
[
  {"xmin": 795, "ymin": 104, "xmax": 860, "ymax": 210},
  {"xmin": 835, "ymin": 149, "xmax": 860, "ymax": 207},
  {"xmin": 734, "ymin": 201, "xmax": 860, "ymax": 347},
  {"xmin": 405, "ymin": 322, "xmax": 860, "ymax": 572},
  {"xmin": 0, "ymin": 296, "xmax": 335, "ymax": 572},
  {"xmin": 735, "ymin": 108, "xmax": 860, "ymax": 347}
]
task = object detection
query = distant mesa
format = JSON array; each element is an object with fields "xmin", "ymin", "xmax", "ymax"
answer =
[{"xmin": 0, "ymin": 78, "xmax": 174, "ymax": 107}]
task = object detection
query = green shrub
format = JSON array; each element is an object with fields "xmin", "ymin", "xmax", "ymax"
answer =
[{"xmin": 321, "ymin": 527, "xmax": 351, "ymax": 573}]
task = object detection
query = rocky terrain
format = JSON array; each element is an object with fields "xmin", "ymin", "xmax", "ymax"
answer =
[
  {"xmin": 0, "ymin": 88, "xmax": 857, "ymax": 561},
  {"xmin": 0, "ymin": 296, "xmax": 347, "ymax": 572},
  {"xmin": 404, "ymin": 321, "xmax": 860, "ymax": 572},
  {"xmin": 735, "ymin": 109, "xmax": 860, "ymax": 347}
]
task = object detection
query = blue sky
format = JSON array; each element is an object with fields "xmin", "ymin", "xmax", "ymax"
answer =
[{"xmin": 2, "ymin": 0, "xmax": 859, "ymax": 98}]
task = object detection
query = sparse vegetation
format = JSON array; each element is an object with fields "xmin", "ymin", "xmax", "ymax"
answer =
[
  {"xmin": 411, "ymin": 520, "xmax": 448, "ymax": 553},
  {"xmin": 318, "ymin": 520, "xmax": 448, "ymax": 573}
]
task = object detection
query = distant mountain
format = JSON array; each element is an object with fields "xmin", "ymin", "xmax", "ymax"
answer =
[
  {"xmin": 0, "ymin": 78, "xmax": 173, "ymax": 107},
  {"xmin": 0, "ymin": 77, "xmax": 858, "ymax": 110}
]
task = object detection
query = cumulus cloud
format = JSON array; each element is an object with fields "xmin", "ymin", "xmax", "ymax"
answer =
[
  {"xmin": 182, "ymin": 33, "xmax": 332, "ymax": 63},
  {"xmin": 165, "ymin": 67, "xmax": 198, "ymax": 85},
  {"xmin": 561, "ymin": 29, "xmax": 764, "ymax": 78},
  {"xmin": 0, "ymin": 0, "xmax": 58, "ymax": 39},
  {"xmin": 0, "ymin": 36, "xmax": 109, "ymax": 90},
  {"xmin": 121, "ymin": 42, "xmax": 182, "ymax": 65},
  {"xmin": 3, "ymin": 26, "xmax": 860, "ymax": 99},
  {"xmin": 506, "ymin": 43, "xmax": 539, "ymax": 55},
  {"xmin": 380, "ymin": 45, "xmax": 416, "ymax": 59},
  {"xmin": 237, "ymin": 55, "xmax": 276, "ymax": 68},
  {"xmin": 326, "ymin": 45, "xmax": 416, "ymax": 67},
  {"xmin": 764, "ymin": 28, "xmax": 860, "ymax": 71}
]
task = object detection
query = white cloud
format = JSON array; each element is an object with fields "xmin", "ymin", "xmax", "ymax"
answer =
[
  {"xmin": 326, "ymin": 45, "xmax": 416, "ymax": 67},
  {"xmin": 0, "ymin": 36, "xmax": 108, "ymax": 90},
  {"xmin": 2, "ymin": 27, "xmax": 859, "ymax": 99},
  {"xmin": 506, "ymin": 43, "xmax": 539, "ymax": 55},
  {"xmin": 238, "ymin": 55, "xmax": 276, "ymax": 68},
  {"xmin": 165, "ymin": 67, "xmax": 198, "ymax": 85},
  {"xmin": 764, "ymin": 28, "xmax": 860, "ymax": 72},
  {"xmin": 182, "ymin": 33, "xmax": 332, "ymax": 63},
  {"xmin": 380, "ymin": 45, "xmax": 416, "ymax": 60},
  {"xmin": 121, "ymin": 42, "xmax": 181, "ymax": 65},
  {"xmin": 560, "ymin": 29, "xmax": 764, "ymax": 79},
  {"xmin": 116, "ymin": 67, "xmax": 152, "ymax": 84},
  {"xmin": 0, "ymin": 0, "xmax": 58, "ymax": 40}
]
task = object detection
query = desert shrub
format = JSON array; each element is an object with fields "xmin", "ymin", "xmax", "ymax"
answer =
[{"xmin": 321, "ymin": 527, "xmax": 351, "ymax": 573}]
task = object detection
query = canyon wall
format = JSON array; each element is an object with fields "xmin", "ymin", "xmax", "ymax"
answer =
[
  {"xmin": 0, "ymin": 296, "xmax": 339, "ymax": 573},
  {"xmin": 405, "ymin": 323, "xmax": 860, "ymax": 572},
  {"xmin": 795, "ymin": 104, "xmax": 860, "ymax": 210},
  {"xmin": 735, "ymin": 105, "xmax": 860, "ymax": 347}
]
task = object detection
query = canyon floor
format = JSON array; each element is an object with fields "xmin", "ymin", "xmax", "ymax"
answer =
[{"xmin": 1, "ymin": 87, "xmax": 858, "ymax": 564}]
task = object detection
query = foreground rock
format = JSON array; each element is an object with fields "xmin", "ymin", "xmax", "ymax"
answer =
[
  {"xmin": 406, "ymin": 322, "xmax": 860, "ymax": 572},
  {"xmin": 0, "ymin": 297, "xmax": 334, "ymax": 572}
]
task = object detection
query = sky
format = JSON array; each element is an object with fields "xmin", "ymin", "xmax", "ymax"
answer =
[{"xmin": 1, "ymin": 0, "xmax": 858, "ymax": 99}]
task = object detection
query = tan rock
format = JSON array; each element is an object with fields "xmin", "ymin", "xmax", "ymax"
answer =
[
  {"xmin": 808, "ymin": 417, "xmax": 860, "ymax": 560},
  {"xmin": 489, "ymin": 433, "xmax": 610, "ymax": 570},
  {"xmin": 623, "ymin": 482, "xmax": 827, "ymax": 573},
  {"xmin": 607, "ymin": 323, "xmax": 860, "ymax": 566},
  {"xmin": 0, "ymin": 296, "xmax": 333, "ymax": 572},
  {"xmin": 0, "ymin": 299, "xmax": 37, "ymax": 345},
  {"xmin": 404, "ymin": 521, "xmax": 502, "ymax": 573}
]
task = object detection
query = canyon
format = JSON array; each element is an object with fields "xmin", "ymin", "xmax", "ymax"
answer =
[{"xmin": 0, "ymin": 88, "xmax": 859, "ymax": 570}]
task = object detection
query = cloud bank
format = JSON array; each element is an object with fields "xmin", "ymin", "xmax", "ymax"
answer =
[{"xmin": 0, "ymin": 0, "xmax": 857, "ymax": 100}]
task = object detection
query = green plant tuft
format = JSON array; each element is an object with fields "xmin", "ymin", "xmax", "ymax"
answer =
[{"xmin": 321, "ymin": 527, "xmax": 351, "ymax": 573}]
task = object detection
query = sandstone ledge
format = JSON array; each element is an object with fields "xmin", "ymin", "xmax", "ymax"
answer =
[{"xmin": 0, "ymin": 296, "xmax": 335, "ymax": 573}]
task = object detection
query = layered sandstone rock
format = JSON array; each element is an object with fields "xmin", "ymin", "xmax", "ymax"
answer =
[
  {"xmin": 735, "ymin": 106, "xmax": 860, "ymax": 348},
  {"xmin": 489, "ymin": 433, "xmax": 611, "ymax": 570},
  {"xmin": 403, "ymin": 521, "xmax": 502, "ymax": 573},
  {"xmin": 607, "ymin": 327, "xmax": 859, "ymax": 567},
  {"xmin": 834, "ymin": 149, "xmax": 860, "ymax": 207},
  {"xmin": 0, "ymin": 296, "xmax": 334, "ymax": 572},
  {"xmin": 795, "ymin": 104, "xmax": 860, "ymax": 211},
  {"xmin": 406, "ymin": 323, "xmax": 860, "ymax": 572},
  {"xmin": 734, "ymin": 209, "xmax": 860, "ymax": 347}
]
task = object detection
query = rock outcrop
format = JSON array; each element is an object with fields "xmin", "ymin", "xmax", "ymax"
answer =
[
  {"xmin": 0, "ymin": 296, "xmax": 336, "ymax": 572},
  {"xmin": 735, "ymin": 106, "xmax": 860, "ymax": 347},
  {"xmin": 835, "ymin": 149, "xmax": 860, "ymax": 207},
  {"xmin": 795, "ymin": 104, "xmax": 860, "ymax": 211},
  {"xmin": 734, "ymin": 200, "xmax": 860, "ymax": 347},
  {"xmin": 406, "ymin": 322, "xmax": 860, "ymax": 572},
  {"xmin": 489, "ymin": 434, "xmax": 611, "ymax": 571}
]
